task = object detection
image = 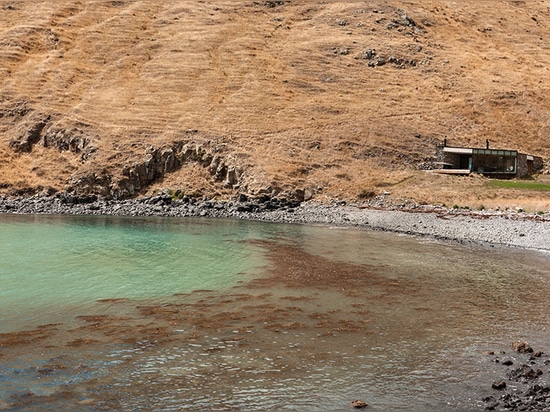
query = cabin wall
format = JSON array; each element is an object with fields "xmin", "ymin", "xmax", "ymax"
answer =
[
  {"xmin": 435, "ymin": 146, "xmax": 466, "ymax": 169},
  {"xmin": 517, "ymin": 154, "xmax": 544, "ymax": 177},
  {"xmin": 434, "ymin": 146, "xmax": 446, "ymax": 165}
]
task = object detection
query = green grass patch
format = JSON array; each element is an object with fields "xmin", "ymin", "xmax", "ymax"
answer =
[{"xmin": 488, "ymin": 180, "xmax": 550, "ymax": 191}]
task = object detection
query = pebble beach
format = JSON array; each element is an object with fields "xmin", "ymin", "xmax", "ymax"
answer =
[{"xmin": 1, "ymin": 194, "xmax": 549, "ymax": 252}]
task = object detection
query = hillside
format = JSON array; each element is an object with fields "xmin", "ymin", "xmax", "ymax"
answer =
[{"xmin": 1, "ymin": 0, "xmax": 550, "ymax": 211}]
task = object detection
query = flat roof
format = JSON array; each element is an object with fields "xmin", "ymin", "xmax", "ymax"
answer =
[
  {"xmin": 443, "ymin": 147, "xmax": 472, "ymax": 154},
  {"xmin": 443, "ymin": 146, "xmax": 517, "ymax": 156}
]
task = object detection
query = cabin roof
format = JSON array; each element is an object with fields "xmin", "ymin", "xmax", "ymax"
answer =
[
  {"xmin": 443, "ymin": 147, "xmax": 472, "ymax": 155},
  {"xmin": 443, "ymin": 146, "xmax": 518, "ymax": 157}
]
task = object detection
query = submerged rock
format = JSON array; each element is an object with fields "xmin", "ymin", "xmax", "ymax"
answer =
[
  {"xmin": 492, "ymin": 381, "xmax": 507, "ymax": 390},
  {"xmin": 507, "ymin": 365, "xmax": 543, "ymax": 382},
  {"xmin": 483, "ymin": 344, "xmax": 550, "ymax": 411}
]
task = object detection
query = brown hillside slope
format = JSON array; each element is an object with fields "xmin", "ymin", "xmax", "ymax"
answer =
[{"xmin": 1, "ymin": 0, "xmax": 550, "ymax": 210}]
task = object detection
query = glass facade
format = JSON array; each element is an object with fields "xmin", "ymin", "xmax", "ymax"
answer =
[{"xmin": 471, "ymin": 149, "xmax": 517, "ymax": 174}]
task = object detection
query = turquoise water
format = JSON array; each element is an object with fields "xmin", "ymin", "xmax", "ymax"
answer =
[
  {"xmin": 0, "ymin": 214, "xmax": 268, "ymax": 331},
  {"xmin": 1, "ymin": 214, "xmax": 550, "ymax": 411}
]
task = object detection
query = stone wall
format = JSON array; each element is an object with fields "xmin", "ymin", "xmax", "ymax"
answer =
[{"xmin": 517, "ymin": 153, "xmax": 544, "ymax": 178}]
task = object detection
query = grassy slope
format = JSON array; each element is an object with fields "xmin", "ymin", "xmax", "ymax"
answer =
[{"xmin": 0, "ymin": 0, "xmax": 549, "ymax": 210}]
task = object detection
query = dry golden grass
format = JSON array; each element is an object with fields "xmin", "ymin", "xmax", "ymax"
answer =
[
  {"xmin": 0, "ymin": 1, "xmax": 549, "ymax": 210},
  {"xmin": 390, "ymin": 172, "xmax": 550, "ymax": 212}
]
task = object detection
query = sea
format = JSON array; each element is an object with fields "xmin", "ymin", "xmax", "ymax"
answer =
[{"xmin": 1, "ymin": 213, "xmax": 549, "ymax": 411}]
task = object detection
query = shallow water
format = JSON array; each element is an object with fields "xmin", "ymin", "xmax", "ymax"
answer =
[
  {"xmin": 0, "ymin": 214, "xmax": 549, "ymax": 411},
  {"xmin": 0, "ymin": 215, "xmax": 267, "ymax": 331}
]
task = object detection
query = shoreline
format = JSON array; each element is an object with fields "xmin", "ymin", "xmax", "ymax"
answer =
[
  {"xmin": 1, "ymin": 194, "xmax": 549, "ymax": 252},
  {"xmin": 2, "ymin": 194, "xmax": 550, "ymax": 411}
]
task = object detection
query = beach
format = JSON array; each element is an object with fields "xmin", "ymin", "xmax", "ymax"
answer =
[{"xmin": 1, "ymin": 194, "xmax": 549, "ymax": 252}]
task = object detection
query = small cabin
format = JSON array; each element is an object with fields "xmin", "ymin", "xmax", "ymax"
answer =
[{"xmin": 434, "ymin": 140, "xmax": 543, "ymax": 178}]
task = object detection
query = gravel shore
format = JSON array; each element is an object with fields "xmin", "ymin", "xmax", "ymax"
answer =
[{"xmin": 1, "ymin": 194, "xmax": 549, "ymax": 252}]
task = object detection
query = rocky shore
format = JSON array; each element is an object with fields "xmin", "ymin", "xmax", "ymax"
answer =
[
  {"xmin": 1, "ymin": 193, "xmax": 549, "ymax": 252},
  {"xmin": 482, "ymin": 342, "xmax": 550, "ymax": 411}
]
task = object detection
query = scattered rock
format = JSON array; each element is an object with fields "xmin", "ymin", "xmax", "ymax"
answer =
[
  {"xmin": 512, "ymin": 341, "xmax": 533, "ymax": 353},
  {"xmin": 350, "ymin": 400, "xmax": 368, "ymax": 408},
  {"xmin": 507, "ymin": 365, "xmax": 543, "ymax": 382},
  {"xmin": 492, "ymin": 381, "xmax": 507, "ymax": 390},
  {"xmin": 262, "ymin": 0, "xmax": 287, "ymax": 8},
  {"xmin": 483, "ymin": 344, "xmax": 550, "ymax": 411}
]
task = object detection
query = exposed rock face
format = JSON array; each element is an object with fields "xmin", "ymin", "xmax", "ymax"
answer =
[
  {"xmin": 4, "ymin": 104, "xmax": 307, "ymax": 201},
  {"xmin": 68, "ymin": 171, "xmax": 112, "ymax": 198},
  {"xmin": 70, "ymin": 141, "xmax": 244, "ymax": 200},
  {"xmin": 9, "ymin": 115, "xmax": 50, "ymax": 153},
  {"xmin": 43, "ymin": 126, "xmax": 91, "ymax": 154},
  {"xmin": 6, "ymin": 106, "xmax": 94, "ymax": 155}
]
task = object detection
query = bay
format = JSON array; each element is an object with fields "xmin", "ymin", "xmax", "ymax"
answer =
[{"xmin": 0, "ymin": 213, "xmax": 549, "ymax": 411}]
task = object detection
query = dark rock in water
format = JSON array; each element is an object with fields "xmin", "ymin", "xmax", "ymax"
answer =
[
  {"xmin": 498, "ymin": 384, "xmax": 550, "ymax": 411},
  {"xmin": 482, "ymin": 395, "xmax": 499, "ymax": 410},
  {"xmin": 492, "ymin": 381, "xmax": 507, "ymax": 390},
  {"xmin": 350, "ymin": 399, "xmax": 368, "ymax": 408},
  {"xmin": 507, "ymin": 364, "xmax": 543, "ymax": 382},
  {"xmin": 483, "ymin": 345, "xmax": 550, "ymax": 411},
  {"xmin": 512, "ymin": 341, "xmax": 533, "ymax": 353}
]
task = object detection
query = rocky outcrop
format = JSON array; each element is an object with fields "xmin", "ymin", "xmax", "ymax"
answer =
[
  {"xmin": 67, "ymin": 171, "xmax": 113, "ymax": 198},
  {"xmin": 5, "ymin": 105, "xmax": 301, "ymax": 202},
  {"xmin": 8, "ymin": 115, "xmax": 50, "ymax": 152},
  {"xmin": 70, "ymin": 141, "xmax": 244, "ymax": 200},
  {"xmin": 43, "ymin": 126, "xmax": 92, "ymax": 155},
  {"xmin": 6, "ymin": 106, "xmax": 94, "ymax": 156}
]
